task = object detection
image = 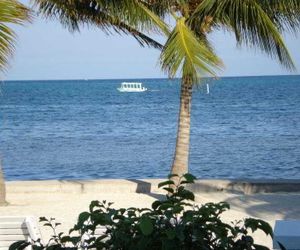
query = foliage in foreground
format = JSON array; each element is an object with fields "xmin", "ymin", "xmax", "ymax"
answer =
[{"xmin": 10, "ymin": 174, "xmax": 274, "ymax": 250}]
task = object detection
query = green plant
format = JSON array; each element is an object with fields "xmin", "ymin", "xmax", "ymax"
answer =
[{"xmin": 10, "ymin": 174, "xmax": 273, "ymax": 250}]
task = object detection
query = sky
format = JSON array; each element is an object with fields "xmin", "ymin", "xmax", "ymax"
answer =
[{"xmin": 3, "ymin": 2, "xmax": 300, "ymax": 80}]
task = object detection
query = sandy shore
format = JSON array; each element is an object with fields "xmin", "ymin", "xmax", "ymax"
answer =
[{"xmin": 1, "ymin": 179, "xmax": 300, "ymax": 248}]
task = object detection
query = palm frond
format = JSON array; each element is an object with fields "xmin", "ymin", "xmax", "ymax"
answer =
[
  {"xmin": 141, "ymin": 0, "xmax": 174, "ymax": 18},
  {"xmin": 160, "ymin": 17, "xmax": 223, "ymax": 84},
  {"xmin": 137, "ymin": 1, "xmax": 170, "ymax": 36},
  {"xmin": 189, "ymin": 0, "xmax": 296, "ymax": 70},
  {"xmin": 33, "ymin": 0, "xmax": 169, "ymax": 49},
  {"xmin": 0, "ymin": 0, "xmax": 31, "ymax": 72},
  {"xmin": 260, "ymin": 0, "xmax": 300, "ymax": 33}
]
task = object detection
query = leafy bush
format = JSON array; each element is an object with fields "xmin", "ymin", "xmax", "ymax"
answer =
[{"xmin": 10, "ymin": 174, "xmax": 274, "ymax": 250}]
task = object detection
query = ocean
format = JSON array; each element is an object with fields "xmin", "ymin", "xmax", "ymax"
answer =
[{"xmin": 0, "ymin": 75, "xmax": 299, "ymax": 180}]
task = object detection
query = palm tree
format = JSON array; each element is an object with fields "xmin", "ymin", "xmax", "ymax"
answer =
[
  {"xmin": 161, "ymin": 0, "xmax": 299, "ymax": 182},
  {"xmin": 0, "ymin": 159, "xmax": 6, "ymax": 205},
  {"xmin": 0, "ymin": 0, "xmax": 31, "ymax": 205},
  {"xmin": 33, "ymin": 0, "xmax": 299, "ymax": 184}
]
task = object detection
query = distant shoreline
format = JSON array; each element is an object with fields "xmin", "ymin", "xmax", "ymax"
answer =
[{"xmin": 2, "ymin": 74, "xmax": 300, "ymax": 83}]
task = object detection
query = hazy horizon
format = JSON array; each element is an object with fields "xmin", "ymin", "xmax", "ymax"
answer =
[{"xmin": 2, "ymin": 74, "xmax": 300, "ymax": 82}]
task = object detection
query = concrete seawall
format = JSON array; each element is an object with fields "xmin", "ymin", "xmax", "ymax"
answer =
[{"xmin": 6, "ymin": 179, "xmax": 300, "ymax": 195}]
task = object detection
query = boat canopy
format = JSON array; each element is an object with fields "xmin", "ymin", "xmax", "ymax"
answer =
[
  {"xmin": 118, "ymin": 82, "xmax": 147, "ymax": 92},
  {"xmin": 121, "ymin": 82, "xmax": 142, "ymax": 88}
]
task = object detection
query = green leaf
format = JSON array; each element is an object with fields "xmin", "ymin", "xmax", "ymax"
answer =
[
  {"xmin": 85, "ymin": 236, "xmax": 96, "ymax": 244},
  {"xmin": 159, "ymin": 203, "xmax": 173, "ymax": 210},
  {"xmin": 245, "ymin": 218, "xmax": 273, "ymax": 237},
  {"xmin": 152, "ymin": 200, "xmax": 162, "ymax": 210},
  {"xmin": 219, "ymin": 202, "xmax": 230, "ymax": 210},
  {"xmin": 173, "ymin": 205, "xmax": 184, "ymax": 214},
  {"xmin": 89, "ymin": 200, "xmax": 101, "ymax": 212},
  {"xmin": 95, "ymin": 235, "xmax": 108, "ymax": 241},
  {"xmin": 183, "ymin": 211, "xmax": 194, "ymax": 222},
  {"xmin": 39, "ymin": 217, "xmax": 48, "ymax": 222},
  {"xmin": 166, "ymin": 228, "xmax": 176, "ymax": 239},
  {"xmin": 77, "ymin": 211, "xmax": 90, "ymax": 227},
  {"xmin": 139, "ymin": 217, "xmax": 153, "ymax": 236},
  {"xmin": 158, "ymin": 180, "xmax": 175, "ymax": 188},
  {"xmin": 93, "ymin": 236, "xmax": 109, "ymax": 249},
  {"xmin": 46, "ymin": 244, "xmax": 62, "ymax": 250},
  {"xmin": 32, "ymin": 245, "xmax": 43, "ymax": 250},
  {"xmin": 179, "ymin": 180, "xmax": 191, "ymax": 185},
  {"xmin": 60, "ymin": 236, "xmax": 71, "ymax": 244},
  {"xmin": 136, "ymin": 237, "xmax": 152, "ymax": 250},
  {"xmin": 182, "ymin": 173, "xmax": 196, "ymax": 183},
  {"xmin": 178, "ymin": 189, "xmax": 195, "ymax": 201},
  {"xmin": 9, "ymin": 241, "xmax": 30, "ymax": 250},
  {"xmin": 163, "ymin": 187, "xmax": 174, "ymax": 193},
  {"xmin": 168, "ymin": 174, "xmax": 179, "ymax": 179},
  {"xmin": 253, "ymin": 244, "xmax": 271, "ymax": 250},
  {"xmin": 162, "ymin": 239, "xmax": 177, "ymax": 250},
  {"xmin": 70, "ymin": 236, "xmax": 81, "ymax": 245}
]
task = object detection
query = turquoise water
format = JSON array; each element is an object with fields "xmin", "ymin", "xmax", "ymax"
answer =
[{"xmin": 0, "ymin": 75, "xmax": 299, "ymax": 180}]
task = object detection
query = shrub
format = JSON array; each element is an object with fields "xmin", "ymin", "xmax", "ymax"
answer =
[{"xmin": 10, "ymin": 174, "xmax": 273, "ymax": 250}]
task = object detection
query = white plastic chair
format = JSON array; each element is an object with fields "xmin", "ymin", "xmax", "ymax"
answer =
[{"xmin": 0, "ymin": 216, "xmax": 42, "ymax": 250}]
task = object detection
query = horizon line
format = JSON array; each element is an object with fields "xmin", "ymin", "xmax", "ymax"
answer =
[{"xmin": 2, "ymin": 73, "xmax": 299, "ymax": 82}]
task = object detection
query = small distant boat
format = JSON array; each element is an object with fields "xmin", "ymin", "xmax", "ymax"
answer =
[{"xmin": 117, "ymin": 82, "xmax": 147, "ymax": 92}]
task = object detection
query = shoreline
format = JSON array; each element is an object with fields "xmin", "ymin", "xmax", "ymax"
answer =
[{"xmin": 6, "ymin": 178, "xmax": 300, "ymax": 195}]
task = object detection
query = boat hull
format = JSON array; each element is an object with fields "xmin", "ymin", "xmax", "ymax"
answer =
[{"xmin": 117, "ymin": 88, "xmax": 147, "ymax": 92}]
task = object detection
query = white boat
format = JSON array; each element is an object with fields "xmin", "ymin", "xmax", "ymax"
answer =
[{"xmin": 117, "ymin": 82, "xmax": 147, "ymax": 92}]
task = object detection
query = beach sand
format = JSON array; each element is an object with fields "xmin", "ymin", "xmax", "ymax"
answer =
[{"xmin": 1, "ymin": 179, "xmax": 300, "ymax": 248}]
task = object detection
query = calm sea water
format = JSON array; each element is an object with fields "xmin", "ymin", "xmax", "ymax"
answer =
[{"xmin": 0, "ymin": 75, "xmax": 299, "ymax": 180}]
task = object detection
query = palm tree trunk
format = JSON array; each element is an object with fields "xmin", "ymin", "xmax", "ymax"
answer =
[
  {"xmin": 0, "ymin": 158, "xmax": 6, "ymax": 206},
  {"xmin": 170, "ymin": 77, "xmax": 193, "ymax": 183}
]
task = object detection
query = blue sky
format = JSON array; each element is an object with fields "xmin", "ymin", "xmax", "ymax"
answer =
[{"xmin": 4, "ymin": 2, "xmax": 300, "ymax": 80}]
